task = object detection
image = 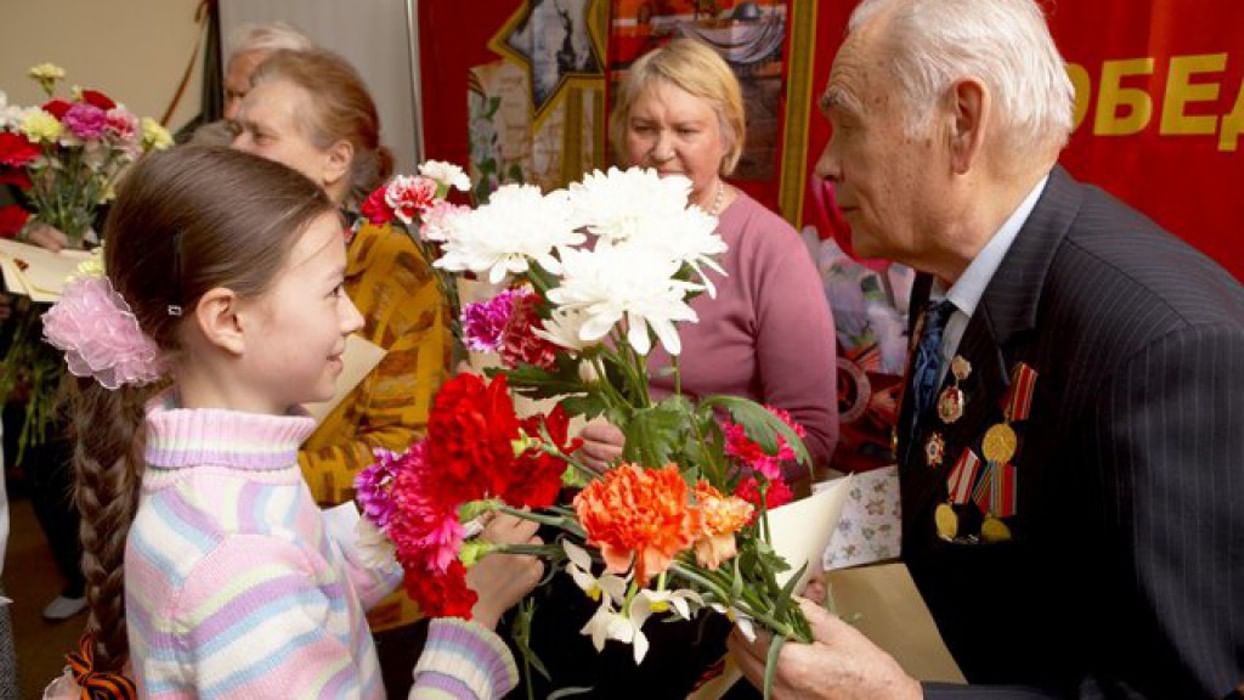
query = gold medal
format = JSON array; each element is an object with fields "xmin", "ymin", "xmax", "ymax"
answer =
[
  {"xmin": 937, "ymin": 386, "xmax": 965, "ymax": 424},
  {"xmin": 925, "ymin": 432, "xmax": 945, "ymax": 468},
  {"xmin": 981, "ymin": 516, "xmax": 1012, "ymax": 543},
  {"xmin": 934, "ymin": 503, "xmax": 958, "ymax": 541},
  {"xmin": 951, "ymin": 356, "xmax": 972, "ymax": 382},
  {"xmin": 982, "ymin": 423, "xmax": 1018, "ymax": 463}
]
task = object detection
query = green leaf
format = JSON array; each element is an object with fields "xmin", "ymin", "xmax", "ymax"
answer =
[
  {"xmin": 773, "ymin": 560, "xmax": 807, "ymax": 621},
  {"xmin": 701, "ymin": 395, "xmax": 813, "ymax": 468},
  {"xmin": 621, "ymin": 404, "xmax": 684, "ymax": 467},
  {"xmin": 548, "ymin": 687, "xmax": 596, "ymax": 699},
  {"xmin": 501, "ymin": 357, "xmax": 586, "ymax": 399},
  {"xmin": 559, "ymin": 393, "xmax": 607, "ymax": 420},
  {"xmin": 763, "ymin": 634, "xmax": 788, "ymax": 700}
]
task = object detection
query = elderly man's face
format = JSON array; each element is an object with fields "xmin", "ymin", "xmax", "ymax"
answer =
[
  {"xmin": 224, "ymin": 50, "xmax": 270, "ymax": 121},
  {"xmin": 814, "ymin": 27, "xmax": 943, "ymax": 263}
]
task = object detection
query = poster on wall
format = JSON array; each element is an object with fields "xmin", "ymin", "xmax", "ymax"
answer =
[
  {"xmin": 465, "ymin": 0, "xmax": 609, "ymax": 198},
  {"xmin": 607, "ymin": 1, "xmax": 788, "ymax": 181}
]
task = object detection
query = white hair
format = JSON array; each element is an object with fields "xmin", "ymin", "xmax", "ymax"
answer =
[
  {"xmin": 226, "ymin": 21, "xmax": 313, "ymax": 59},
  {"xmin": 849, "ymin": 0, "xmax": 1075, "ymax": 155}
]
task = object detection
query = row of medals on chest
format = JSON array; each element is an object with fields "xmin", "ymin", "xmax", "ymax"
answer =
[{"xmin": 923, "ymin": 357, "xmax": 1036, "ymax": 545}]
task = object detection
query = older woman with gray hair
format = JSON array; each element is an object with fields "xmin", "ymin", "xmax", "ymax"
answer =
[{"xmin": 579, "ymin": 38, "xmax": 839, "ymax": 483}]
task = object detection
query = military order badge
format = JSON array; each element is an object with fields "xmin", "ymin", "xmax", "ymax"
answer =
[{"xmin": 925, "ymin": 432, "xmax": 946, "ymax": 468}]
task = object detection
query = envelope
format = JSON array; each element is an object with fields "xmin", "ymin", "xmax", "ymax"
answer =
[{"xmin": 0, "ymin": 239, "xmax": 93, "ymax": 302}]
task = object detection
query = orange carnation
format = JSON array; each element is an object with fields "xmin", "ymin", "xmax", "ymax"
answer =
[
  {"xmin": 692, "ymin": 482, "xmax": 754, "ymax": 570},
  {"xmin": 573, "ymin": 464, "xmax": 700, "ymax": 585}
]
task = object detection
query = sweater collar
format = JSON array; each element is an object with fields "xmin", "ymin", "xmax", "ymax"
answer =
[{"xmin": 143, "ymin": 393, "xmax": 315, "ymax": 471}]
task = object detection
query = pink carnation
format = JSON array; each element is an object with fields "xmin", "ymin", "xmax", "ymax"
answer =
[
  {"xmin": 723, "ymin": 405, "xmax": 807, "ymax": 479},
  {"xmin": 384, "ymin": 175, "xmax": 438, "ymax": 225},
  {"xmin": 42, "ymin": 277, "xmax": 163, "ymax": 389},
  {"xmin": 62, "ymin": 102, "xmax": 107, "ymax": 140},
  {"xmin": 104, "ymin": 108, "xmax": 138, "ymax": 142},
  {"xmin": 461, "ymin": 288, "xmax": 523, "ymax": 352},
  {"xmin": 387, "ymin": 441, "xmax": 467, "ymax": 574}
]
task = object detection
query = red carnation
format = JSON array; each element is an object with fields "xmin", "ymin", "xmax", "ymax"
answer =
[
  {"xmin": 0, "ymin": 205, "xmax": 30, "ymax": 239},
  {"xmin": 499, "ymin": 292, "xmax": 559, "ymax": 370},
  {"xmin": 80, "ymin": 89, "xmax": 116, "ymax": 110},
  {"xmin": 359, "ymin": 184, "xmax": 394, "ymax": 226},
  {"xmin": 734, "ymin": 474, "xmax": 793, "ymax": 524},
  {"xmin": 403, "ymin": 559, "xmax": 477, "ymax": 619},
  {"xmin": 504, "ymin": 405, "xmax": 581, "ymax": 509},
  {"xmin": 42, "ymin": 99, "xmax": 71, "ymax": 120},
  {"xmin": 0, "ymin": 132, "xmax": 40, "ymax": 168},
  {"xmin": 0, "ymin": 170, "xmax": 32, "ymax": 190},
  {"xmin": 425, "ymin": 373, "xmax": 522, "ymax": 503}
]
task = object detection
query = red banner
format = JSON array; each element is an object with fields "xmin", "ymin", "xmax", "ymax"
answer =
[{"xmin": 797, "ymin": 0, "xmax": 1244, "ymax": 280}]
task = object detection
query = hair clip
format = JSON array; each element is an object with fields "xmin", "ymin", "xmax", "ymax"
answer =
[{"xmin": 167, "ymin": 305, "xmax": 183, "ymax": 317}]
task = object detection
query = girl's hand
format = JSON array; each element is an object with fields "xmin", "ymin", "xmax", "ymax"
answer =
[{"xmin": 465, "ymin": 513, "xmax": 544, "ymax": 629}]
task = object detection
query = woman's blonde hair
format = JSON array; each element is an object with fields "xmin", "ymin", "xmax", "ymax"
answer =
[{"xmin": 609, "ymin": 38, "xmax": 746, "ymax": 175}]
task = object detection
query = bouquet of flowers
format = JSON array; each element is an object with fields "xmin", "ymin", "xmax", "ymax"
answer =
[
  {"xmin": 2, "ymin": 63, "xmax": 172, "ymax": 243},
  {"xmin": 356, "ymin": 165, "xmax": 814, "ymax": 697},
  {"xmin": 0, "ymin": 63, "xmax": 171, "ymax": 456}
]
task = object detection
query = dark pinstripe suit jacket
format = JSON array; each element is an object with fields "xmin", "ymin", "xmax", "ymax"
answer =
[{"xmin": 897, "ymin": 167, "xmax": 1244, "ymax": 699}]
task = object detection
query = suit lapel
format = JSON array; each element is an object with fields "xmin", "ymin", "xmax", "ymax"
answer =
[{"xmin": 899, "ymin": 167, "xmax": 1086, "ymax": 542}]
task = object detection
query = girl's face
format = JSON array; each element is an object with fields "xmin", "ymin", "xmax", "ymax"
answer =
[{"xmin": 239, "ymin": 212, "xmax": 363, "ymax": 411}]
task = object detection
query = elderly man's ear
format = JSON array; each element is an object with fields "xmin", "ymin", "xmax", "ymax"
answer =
[{"xmin": 947, "ymin": 78, "xmax": 990, "ymax": 175}]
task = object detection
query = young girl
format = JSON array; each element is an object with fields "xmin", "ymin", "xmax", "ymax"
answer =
[{"xmin": 44, "ymin": 146, "xmax": 540, "ymax": 699}]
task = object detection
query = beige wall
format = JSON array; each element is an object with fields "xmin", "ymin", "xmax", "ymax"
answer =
[{"xmin": 0, "ymin": 0, "xmax": 204, "ymax": 132}]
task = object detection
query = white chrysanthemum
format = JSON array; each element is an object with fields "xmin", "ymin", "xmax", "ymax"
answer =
[
  {"xmin": 435, "ymin": 184, "xmax": 583, "ymax": 284},
  {"xmin": 546, "ymin": 244, "xmax": 700, "ymax": 356},
  {"xmin": 566, "ymin": 166, "xmax": 728, "ymax": 295},
  {"xmin": 567, "ymin": 167, "xmax": 694, "ymax": 245},
  {"xmin": 639, "ymin": 204, "xmax": 728, "ymax": 297},
  {"xmin": 418, "ymin": 159, "xmax": 471, "ymax": 192}
]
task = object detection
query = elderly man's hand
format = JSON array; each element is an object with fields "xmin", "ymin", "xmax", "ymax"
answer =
[{"xmin": 728, "ymin": 598, "xmax": 921, "ymax": 700}]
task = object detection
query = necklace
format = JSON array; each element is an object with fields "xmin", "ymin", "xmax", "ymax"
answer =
[{"xmin": 708, "ymin": 180, "xmax": 726, "ymax": 216}]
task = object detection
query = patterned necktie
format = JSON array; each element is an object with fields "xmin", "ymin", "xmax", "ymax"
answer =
[{"xmin": 910, "ymin": 300, "xmax": 957, "ymax": 429}]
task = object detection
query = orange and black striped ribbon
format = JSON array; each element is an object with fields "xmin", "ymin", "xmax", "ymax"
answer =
[{"xmin": 66, "ymin": 634, "xmax": 138, "ymax": 700}]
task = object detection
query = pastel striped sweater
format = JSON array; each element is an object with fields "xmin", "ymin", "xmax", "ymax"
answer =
[{"xmin": 125, "ymin": 400, "xmax": 518, "ymax": 699}]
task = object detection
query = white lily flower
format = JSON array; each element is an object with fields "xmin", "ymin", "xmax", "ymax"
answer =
[
  {"xmin": 563, "ymin": 541, "xmax": 627, "ymax": 605},
  {"xmin": 580, "ymin": 598, "xmax": 650, "ymax": 664},
  {"xmin": 418, "ymin": 159, "xmax": 471, "ymax": 192},
  {"xmin": 546, "ymin": 244, "xmax": 700, "ymax": 356},
  {"xmin": 354, "ymin": 518, "xmax": 397, "ymax": 569},
  {"xmin": 631, "ymin": 587, "xmax": 703, "ymax": 622},
  {"xmin": 710, "ymin": 602, "xmax": 757, "ymax": 643},
  {"xmin": 533, "ymin": 306, "xmax": 598, "ymax": 353},
  {"xmin": 435, "ymin": 184, "xmax": 583, "ymax": 284}
]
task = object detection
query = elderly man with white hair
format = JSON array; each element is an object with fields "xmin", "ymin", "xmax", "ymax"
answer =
[{"xmin": 729, "ymin": 0, "xmax": 1244, "ymax": 698}]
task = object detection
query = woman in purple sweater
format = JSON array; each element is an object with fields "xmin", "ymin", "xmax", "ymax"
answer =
[
  {"xmin": 522, "ymin": 39, "xmax": 839, "ymax": 698},
  {"xmin": 581, "ymin": 38, "xmax": 839, "ymax": 482}
]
